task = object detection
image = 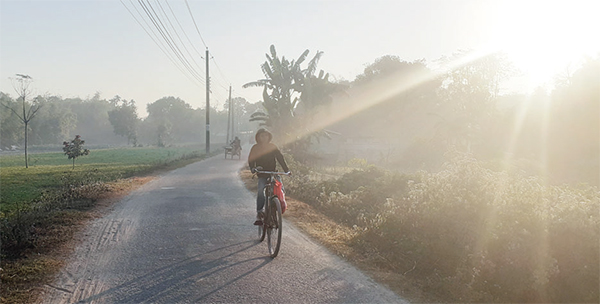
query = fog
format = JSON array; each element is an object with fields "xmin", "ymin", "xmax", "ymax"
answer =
[{"xmin": 1, "ymin": 51, "xmax": 598, "ymax": 186}]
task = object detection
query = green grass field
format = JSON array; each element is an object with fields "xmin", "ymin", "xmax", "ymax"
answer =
[{"xmin": 0, "ymin": 146, "xmax": 207, "ymax": 213}]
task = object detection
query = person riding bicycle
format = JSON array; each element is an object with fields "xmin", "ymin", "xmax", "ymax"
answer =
[
  {"xmin": 230, "ymin": 136, "xmax": 241, "ymax": 152},
  {"xmin": 248, "ymin": 128, "xmax": 290, "ymax": 225}
]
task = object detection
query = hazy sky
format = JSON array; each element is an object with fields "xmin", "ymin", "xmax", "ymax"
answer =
[{"xmin": 1, "ymin": 0, "xmax": 598, "ymax": 116}]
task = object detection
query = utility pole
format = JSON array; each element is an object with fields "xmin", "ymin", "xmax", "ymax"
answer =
[
  {"xmin": 226, "ymin": 85, "xmax": 232, "ymax": 144},
  {"xmin": 205, "ymin": 48, "xmax": 210, "ymax": 154},
  {"xmin": 229, "ymin": 85, "xmax": 233, "ymax": 140}
]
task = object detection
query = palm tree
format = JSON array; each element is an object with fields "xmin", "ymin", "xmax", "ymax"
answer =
[{"xmin": 243, "ymin": 45, "xmax": 318, "ymax": 139}]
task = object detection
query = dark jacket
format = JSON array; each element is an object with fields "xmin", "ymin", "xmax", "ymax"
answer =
[{"xmin": 248, "ymin": 142, "xmax": 289, "ymax": 177}]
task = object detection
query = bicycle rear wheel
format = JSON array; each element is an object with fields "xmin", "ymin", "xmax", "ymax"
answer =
[{"xmin": 266, "ymin": 197, "xmax": 283, "ymax": 258}]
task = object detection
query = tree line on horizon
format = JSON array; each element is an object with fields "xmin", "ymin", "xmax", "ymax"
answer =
[
  {"xmin": 0, "ymin": 91, "xmax": 260, "ymax": 150},
  {"xmin": 1, "ymin": 47, "xmax": 598, "ymax": 185},
  {"xmin": 242, "ymin": 46, "xmax": 599, "ymax": 186}
]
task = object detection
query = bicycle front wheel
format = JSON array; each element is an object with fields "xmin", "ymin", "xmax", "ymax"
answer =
[
  {"xmin": 266, "ymin": 197, "xmax": 283, "ymax": 258},
  {"xmin": 258, "ymin": 217, "xmax": 266, "ymax": 242}
]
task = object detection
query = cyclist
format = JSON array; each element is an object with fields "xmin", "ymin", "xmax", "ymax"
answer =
[
  {"xmin": 248, "ymin": 128, "xmax": 290, "ymax": 225},
  {"xmin": 230, "ymin": 136, "xmax": 241, "ymax": 151}
]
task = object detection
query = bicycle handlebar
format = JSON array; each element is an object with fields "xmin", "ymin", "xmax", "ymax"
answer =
[{"xmin": 254, "ymin": 170, "xmax": 291, "ymax": 176}]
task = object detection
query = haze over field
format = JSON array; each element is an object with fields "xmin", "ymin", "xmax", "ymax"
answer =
[
  {"xmin": 1, "ymin": 0, "xmax": 598, "ymax": 115},
  {"xmin": 1, "ymin": 0, "xmax": 598, "ymax": 186}
]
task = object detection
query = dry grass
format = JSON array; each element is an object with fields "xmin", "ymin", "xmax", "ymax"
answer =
[
  {"xmin": 240, "ymin": 169, "xmax": 438, "ymax": 303},
  {"xmin": 0, "ymin": 177, "xmax": 155, "ymax": 304}
]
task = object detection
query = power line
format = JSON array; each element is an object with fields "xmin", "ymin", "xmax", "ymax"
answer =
[
  {"xmin": 134, "ymin": 0, "xmax": 205, "ymax": 85},
  {"xmin": 124, "ymin": 0, "xmax": 240, "ymax": 106},
  {"xmin": 164, "ymin": 0, "xmax": 206, "ymax": 62},
  {"xmin": 120, "ymin": 0, "xmax": 201, "ymax": 87},
  {"xmin": 154, "ymin": 0, "xmax": 205, "ymax": 76},
  {"xmin": 211, "ymin": 57, "xmax": 230, "ymax": 90},
  {"xmin": 182, "ymin": 1, "xmax": 231, "ymax": 94},
  {"xmin": 184, "ymin": 0, "xmax": 208, "ymax": 49},
  {"xmin": 139, "ymin": 0, "xmax": 205, "ymax": 83}
]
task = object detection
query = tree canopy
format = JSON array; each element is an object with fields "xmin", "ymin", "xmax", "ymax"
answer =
[{"xmin": 108, "ymin": 96, "xmax": 139, "ymax": 146}]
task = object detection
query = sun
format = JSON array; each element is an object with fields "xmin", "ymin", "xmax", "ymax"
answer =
[{"xmin": 489, "ymin": 0, "xmax": 600, "ymax": 92}]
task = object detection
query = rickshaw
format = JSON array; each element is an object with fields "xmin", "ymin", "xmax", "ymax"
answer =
[{"xmin": 224, "ymin": 143, "xmax": 241, "ymax": 159}]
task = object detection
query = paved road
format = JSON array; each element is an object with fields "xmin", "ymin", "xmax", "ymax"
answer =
[{"xmin": 42, "ymin": 151, "xmax": 407, "ymax": 303}]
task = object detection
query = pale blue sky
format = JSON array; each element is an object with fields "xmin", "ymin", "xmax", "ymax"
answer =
[{"xmin": 1, "ymin": 0, "xmax": 598, "ymax": 116}]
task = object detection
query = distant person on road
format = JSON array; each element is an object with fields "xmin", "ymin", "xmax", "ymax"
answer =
[
  {"xmin": 248, "ymin": 128, "xmax": 290, "ymax": 225},
  {"xmin": 231, "ymin": 136, "xmax": 241, "ymax": 152}
]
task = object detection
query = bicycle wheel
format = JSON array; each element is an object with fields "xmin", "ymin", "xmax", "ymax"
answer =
[{"xmin": 266, "ymin": 197, "xmax": 283, "ymax": 258}]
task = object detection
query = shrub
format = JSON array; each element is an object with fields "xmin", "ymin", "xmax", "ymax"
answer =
[
  {"xmin": 380, "ymin": 154, "xmax": 599, "ymax": 302},
  {"xmin": 1, "ymin": 170, "xmax": 109, "ymax": 258},
  {"xmin": 335, "ymin": 165, "xmax": 385, "ymax": 194},
  {"xmin": 286, "ymin": 151, "xmax": 599, "ymax": 302}
]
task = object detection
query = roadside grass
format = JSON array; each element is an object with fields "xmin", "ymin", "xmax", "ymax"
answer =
[
  {"xmin": 0, "ymin": 146, "xmax": 205, "ymax": 213},
  {"xmin": 0, "ymin": 146, "xmax": 217, "ymax": 304},
  {"xmin": 262, "ymin": 153, "xmax": 600, "ymax": 303}
]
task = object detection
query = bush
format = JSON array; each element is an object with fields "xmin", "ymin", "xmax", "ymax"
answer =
[
  {"xmin": 1, "ymin": 169, "xmax": 110, "ymax": 258},
  {"xmin": 286, "ymin": 151, "xmax": 599, "ymax": 302},
  {"xmin": 381, "ymin": 154, "xmax": 598, "ymax": 302},
  {"xmin": 335, "ymin": 166, "xmax": 385, "ymax": 194}
]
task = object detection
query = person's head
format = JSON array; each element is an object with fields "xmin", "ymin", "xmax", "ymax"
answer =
[{"xmin": 255, "ymin": 128, "xmax": 272, "ymax": 144}]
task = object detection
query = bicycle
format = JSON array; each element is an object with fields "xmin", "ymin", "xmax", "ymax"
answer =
[{"xmin": 253, "ymin": 168, "xmax": 291, "ymax": 258}]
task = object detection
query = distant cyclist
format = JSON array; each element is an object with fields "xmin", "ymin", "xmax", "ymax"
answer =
[
  {"xmin": 231, "ymin": 136, "xmax": 241, "ymax": 152},
  {"xmin": 248, "ymin": 128, "xmax": 290, "ymax": 225}
]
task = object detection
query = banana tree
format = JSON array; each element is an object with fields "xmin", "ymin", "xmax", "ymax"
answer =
[
  {"xmin": 244, "ymin": 45, "xmax": 345, "ymax": 157},
  {"xmin": 243, "ymin": 45, "xmax": 314, "ymax": 141}
]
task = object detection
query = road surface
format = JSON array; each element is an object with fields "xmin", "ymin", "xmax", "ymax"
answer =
[{"xmin": 42, "ymin": 151, "xmax": 407, "ymax": 303}]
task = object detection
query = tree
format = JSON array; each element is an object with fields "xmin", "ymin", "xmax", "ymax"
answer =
[
  {"xmin": 0, "ymin": 74, "xmax": 42, "ymax": 168},
  {"xmin": 0, "ymin": 92, "xmax": 23, "ymax": 148},
  {"xmin": 229, "ymin": 97, "xmax": 255, "ymax": 137},
  {"xmin": 436, "ymin": 51, "xmax": 514, "ymax": 152},
  {"xmin": 354, "ymin": 55, "xmax": 423, "ymax": 85},
  {"xmin": 243, "ymin": 45, "xmax": 344, "ymax": 152},
  {"xmin": 63, "ymin": 135, "xmax": 90, "ymax": 168},
  {"xmin": 108, "ymin": 95, "xmax": 139, "ymax": 146},
  {"xmin": 548, "ymin": 55, "xmax": 600, "ymax": 185},
  {"xmin": 145, "ymin": 96, "xmax": 194, "ymax": 146},
  {"xmin": 243, "ymin": 45, "xmax": 315, "ymax": 141},
  {"xmin": 28, "ymin": 95, "xmax": 76, "ymax": 145},
  {"xmin": 68, "ymin": 95, "xmax": 117, "ymax": 144}
]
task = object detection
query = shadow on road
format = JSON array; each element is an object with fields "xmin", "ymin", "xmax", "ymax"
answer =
[{"xmin": 77, "ymin": 240, "xmax": 271, "ymax": 303}]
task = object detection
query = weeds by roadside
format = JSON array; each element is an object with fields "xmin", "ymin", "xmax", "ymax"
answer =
[{"xmin": 279, "ymin": 152, "xmax": 600, "ymax": 303}]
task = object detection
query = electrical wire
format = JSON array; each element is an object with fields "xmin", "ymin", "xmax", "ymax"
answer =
[
  {"xmin": 164, "ymin": 0, "xmax": 206, "ymax": 62},
  {"xmin": 123, "ymin": 0, "xmax": 240, "ymax": 105},
  {"xmin": 154, "ymin": 0, "xmax": 205, "ymax": 76},
  {"xmin": 139, "ymin": 0, "xmax": 204, "ymax": 84},
  {"xmin": 211, "ymin": 57, "xmax": 230, "ymax": 91},
  {"xmin": 184, "ymin": 0, "xmax": 208, "ymax": 49},
  {"xmin": 140, "ymin": 0, "xmax": 205, "ymax": 83},
  {"xmin": 182, "ymin": 0, "xmax": 231, "ymax": 94},
  {"xmin": 120, "ymin": 0, "xmax": 201, "ymax": 87}
]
